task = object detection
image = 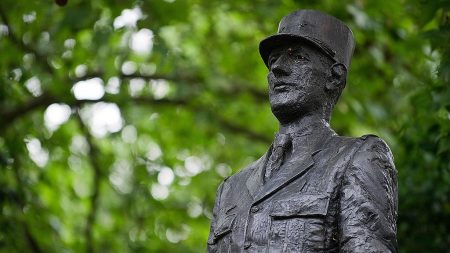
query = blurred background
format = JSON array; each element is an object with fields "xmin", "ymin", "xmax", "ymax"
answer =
[{"xmin": 0, "ymin": 0, "xmax": 449, "ymax": 252}]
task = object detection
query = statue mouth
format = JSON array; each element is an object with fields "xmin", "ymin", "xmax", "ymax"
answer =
[{"xmin": 273, "ymin": 82, "xmax": 293, "ymax": 91}]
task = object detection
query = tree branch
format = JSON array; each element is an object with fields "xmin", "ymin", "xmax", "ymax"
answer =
[
  {"xmin": 10, "ymin": 153, "xmax": 44, "ymax": 253},
  {"xmin": 72, "ymin": 72, "xmax": 178, "ymax": 83},
  {"xmin": 74, "ymin": 111, "xmax": 101, "ymax": 253},
  {"xmin": 0, "ymin": 92, "xmax": 269, "ymax": 143},
  {"xmin": 0, "ymin": 92, "xmax": 188, "ymax": 132},
  {"xmin": 227, "ymin": 79, "xmax": 267, "ymax": 102},
  {"xmin": 215, "ymin": 115, "xmax": 271, "ymax": 143},
  {"xmin": 75, "ymin": 72, "xmax": 267, "ymax": 102},
  {"xmin": 0, "ymin": 93, "xmax": 57, "ymax": 131}
]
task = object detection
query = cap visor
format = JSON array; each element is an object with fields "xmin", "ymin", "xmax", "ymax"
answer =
[{"xmin": 259, "ymin": 34, "xmax": 332, "ymax": 68}]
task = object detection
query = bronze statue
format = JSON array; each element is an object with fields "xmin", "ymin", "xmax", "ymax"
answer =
[{"xmin": 207, "ymin": 10, "xmax": 398, "ymax": 253}]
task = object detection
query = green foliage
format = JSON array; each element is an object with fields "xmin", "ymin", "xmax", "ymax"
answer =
[{"xmin": 0, "ymin": 0, "xmax": 449, "ymax": 252}]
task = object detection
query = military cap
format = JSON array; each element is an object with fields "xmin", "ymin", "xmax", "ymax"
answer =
[{"xmin": 259, "ymin": 10, "xmax": 355, "ymax": 69}]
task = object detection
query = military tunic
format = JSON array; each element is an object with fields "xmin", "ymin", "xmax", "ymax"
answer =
[{"xmin": 207, "ymin": 123, "xmax": 397, "ymax": 253}]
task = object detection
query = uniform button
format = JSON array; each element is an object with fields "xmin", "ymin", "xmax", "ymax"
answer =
[
  {"xmin": 250, "ymin": 206, "xmax": 259, "ymax": 213},
  {"xmin": 244, "ymin": 242, "xmax": 252, "ymax": 249}
]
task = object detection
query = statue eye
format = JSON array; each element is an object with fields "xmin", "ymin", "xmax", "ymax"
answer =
[
  {"xmin": 295, "ymin": 53, "xmax": 308, "ymax": 61},
  {"xmin": 268, "ymin": 55, "xmax": 278, "ymax": 66}
]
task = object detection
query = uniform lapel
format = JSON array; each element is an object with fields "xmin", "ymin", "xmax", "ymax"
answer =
[
  {"xmin": 245, "ymin": 150, "xmax": 270, "ymax": 200},
  {"xmin": 246, "ymin": 123, "xmax": 335, "ymax": 205},
  {"xmin": 252, "ymin": 150, "xmax": 319, "ymax": 205}
]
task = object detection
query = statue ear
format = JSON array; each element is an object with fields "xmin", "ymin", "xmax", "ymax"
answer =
[{"xmin": 326, "ymin": 63, "xmax": 347, "ymax": 91}]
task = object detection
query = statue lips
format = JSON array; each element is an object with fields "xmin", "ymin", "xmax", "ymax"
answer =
[{"xmin": 273, "ymin": 81, "xmax": 294, "ymax": 92}]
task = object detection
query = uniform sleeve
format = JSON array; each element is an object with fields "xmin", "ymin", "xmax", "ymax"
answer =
[
  {"xmin": 206, "ymin": 181, "xmax": 225, "ymax": 253},
  {"xmin": 339, "ymin": 136, "xmax": 398, "ymax": 253}
]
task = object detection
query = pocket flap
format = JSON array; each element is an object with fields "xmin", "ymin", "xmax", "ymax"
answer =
[
  {"xmin": 271, "ymin": 193, "xmax": 329, "ymax": 218},
  {"xmin": 208, "ymin": 206, "xmax": 236, "ymax": 245},
  {"xmin": 214, "ymin": 213, "xmax": 235, "ymax": 237}
]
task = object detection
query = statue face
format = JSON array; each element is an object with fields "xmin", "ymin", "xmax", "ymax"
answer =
[{"xmin": 267, "ymin": 42, "xmax": 332, "ymax": 123}]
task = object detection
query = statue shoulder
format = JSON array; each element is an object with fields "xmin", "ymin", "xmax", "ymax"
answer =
[
  {"xmin": 325, "ymin": 134, "xmax": 395, "ymax": 171},
  {"xmin": 329, "ymin": 134, "xmax": 393, "ymax": 155},
  {"xmin": 223, "ymin": 153, "xmax": 267, "ymax": 185},
  {"xmin": 223, "ymin": 153, "xmax": 268, "ymax": 186},
  {"xmin": 358, "ymin": 134, "xmax": 395, "ymax": 160},
  {"xmin": 348, "ymin": 134, "xmax": 396, "ymax": 175}
]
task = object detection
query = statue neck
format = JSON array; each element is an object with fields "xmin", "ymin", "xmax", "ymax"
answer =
[{"xmin": 278, "ymin": 114, "xmax": 329, "ymax": 135}]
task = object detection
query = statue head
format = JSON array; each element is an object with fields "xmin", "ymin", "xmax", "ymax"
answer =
[{"xmin": 259, "ymin": 10, "xmax": 355, "ymax": 124}]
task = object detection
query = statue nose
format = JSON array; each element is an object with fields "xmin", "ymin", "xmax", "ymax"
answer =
[
  {"xmin": 271, "ymin": 63, "xmax": 290, "ymax": 77},
  {"xmin": 270, "ymin": 57, "xmax": 291, "ymax": 77}
]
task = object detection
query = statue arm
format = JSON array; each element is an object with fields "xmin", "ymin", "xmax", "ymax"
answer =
[
  {"xmin": 339, "ymin": 136, "xmax": 398, "ymax": 253},
  {"xmin": 206, "ymin": 181, "xmax": 225, "ymax": 253}
]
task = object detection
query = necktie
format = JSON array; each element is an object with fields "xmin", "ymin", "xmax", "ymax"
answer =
[{"xmin": 264, "ymin": 134, "xmax": 291, "ymax": 182}]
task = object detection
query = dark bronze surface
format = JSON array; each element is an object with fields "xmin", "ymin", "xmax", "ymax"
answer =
[{"xmin": 207, "ymin": 9, "xmax": 398, "ymax": 253}]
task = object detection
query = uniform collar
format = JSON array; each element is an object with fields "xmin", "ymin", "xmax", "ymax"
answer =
[{"xmin": 274, "ymin": 117, "xmax": 335, "ymax": 156}]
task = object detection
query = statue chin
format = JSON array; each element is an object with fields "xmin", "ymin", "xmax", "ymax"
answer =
[{"xmin": 270, "ymin": 102, "xmax": 303, "ymax": 124}]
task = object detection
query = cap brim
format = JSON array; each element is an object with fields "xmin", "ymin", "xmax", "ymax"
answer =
[{"xmin": 259, "ymin": 33, "xmax": 333, "ymax": 68}]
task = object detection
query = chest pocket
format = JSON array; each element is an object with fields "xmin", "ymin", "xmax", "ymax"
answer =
[
  {"xmin": 268, "ymin": 193, "xmax": 330, "ymax": 253},
  {"xmin": 271, "ymin": 193, "xmax": 329, "ymax": 218},
  {"xmin": 208, "ymin": 205, "xmax": 236, "ymax": 247}
]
